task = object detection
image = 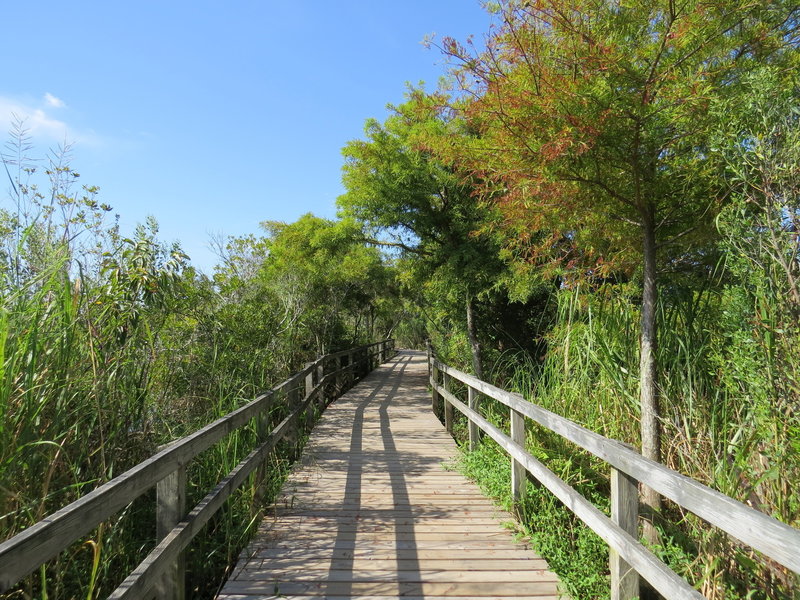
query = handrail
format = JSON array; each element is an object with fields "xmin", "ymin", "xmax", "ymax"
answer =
[
  {"xmin": 0, "ymin": 339, "xmax": 396, "ymax": 597},
  {"xmin": 427, "ymin": 351, "xmax": 800, "ymax": 600}
]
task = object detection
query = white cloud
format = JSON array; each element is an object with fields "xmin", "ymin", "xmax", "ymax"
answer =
[
  {"xmin": 44, "ymin": 92, "xmax": 65, "ymax": 108},
  {"xmin": 0, "ymin": 94, "xmax": 102, "ymax": 148},
  {"xmin": 0, "ymin": 96, "xmax": 69, "ymax": 141}
]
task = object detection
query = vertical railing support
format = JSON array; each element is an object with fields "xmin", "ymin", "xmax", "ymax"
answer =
[
  {"xmin": 511, "ymin": 408, "xmax": 526, "ymax": 505},
  {"xmin": 425, "ymin": 340, "xmax": 432, "ymax": 379},
  {"xmin": 361, "ymin": 347, "xmax": 368, "ymax": 378},
  {"xmin": 337, "ymin": 354, "xmax": 347, "ymax": 395},
  {"xmin": 468, "ymin": 386, "xmax": 480, "ymax": 451},
  {"xmin": 155, "ymin": 465, "xmax": 186, "ymax": 600},
  {"xmin": 305, "ymin": 363, "xmax": 314, "ymax": 399},
  {"xmin": 431, "ymin": 358, "xmax": 440, "ymax": 416},
  {"xmin": 305, "ymin": 362, "xmax": 319, "ymax": 413},
  {"xmin": 610, "ymin": 463, "xmax": 639, "ymax": 600},
  {"xmin": 347, "ymin": 351, "xmax": 354, "ymax": 387},
  {"xmin": 443, "ymin": 372, "xmax": 454, "ymax": 434},
  {"xmin": 316, "ymin": 359, "xmax": 326, "ymax": 408},
  {"xmin": 252, "ymin": 393, "xmax": 273, "ymax": 518},
  {"xmin": 287, "ymin": 382, "xmax": 302, "ymax": 460}
]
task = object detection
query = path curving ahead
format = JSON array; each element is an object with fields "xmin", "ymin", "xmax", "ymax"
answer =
[{"xmin": 217, "ymin": 350, "xmax": 562, "ymax": 600}]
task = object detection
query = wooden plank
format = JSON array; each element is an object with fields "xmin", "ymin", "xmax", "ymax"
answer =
[
  {"xmin": 256, "ymin": 540, "xmax": 527, "ymax": 551},
  {"xmin": 250, "ymin": 548, "xmax": 547, "ymax": 560},
  {"xmin": 257, "ymin": 523, "xmax": 513, "ymax": 532},
  {"xmin": 234, "ymin": 569, "xmax": 559, "ymax": 583},
  {"xmin": 222, "ymin": 581, "xmax": 559, "ymax": 596},
  {"xmin": 255, "ymin": 532, "xmax": 516, "ymax": 543},
  {"xmin": 219, "ymin": 596, "xmax": 561, "ymax": 600},
  {"xmin": 435, "ymin": 358, "xmax": 800, "ymax": 574},
  {"xmin": 243, "ymin": 558, "xmax": 550, "ymax": 571}
]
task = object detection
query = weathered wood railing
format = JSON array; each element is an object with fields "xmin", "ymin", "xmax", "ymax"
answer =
[
  {"xmin": 427, "ymin": 348, "xmax": 800, "ymax": 600},
  {"xmin": 0, "ymin": 339, "xmax": 395, "ymax": 598}
]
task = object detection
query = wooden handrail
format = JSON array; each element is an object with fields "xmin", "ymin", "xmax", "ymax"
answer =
[
  {"xmin": 0, "ymin": 339, "xmax": 396, "ymax": 596},
  {"xmin": 428, "ymin": 353, "xmax": 800, "ymax": 600}
]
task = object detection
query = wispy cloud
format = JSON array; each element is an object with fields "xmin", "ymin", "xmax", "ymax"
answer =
[
  {"xmin": 0, "ymin": 94, "xmax": 102, "ymax": 148},
  {"xmin": 43, "ymin": 92, "xmax": 66, "ymax": 108}
]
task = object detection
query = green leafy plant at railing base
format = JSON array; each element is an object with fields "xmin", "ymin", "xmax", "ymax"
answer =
[{"xmin": 456, "ymin": 437, "xmax": 610, "ymax": 600}]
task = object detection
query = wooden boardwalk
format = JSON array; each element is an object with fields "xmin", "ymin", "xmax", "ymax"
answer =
[{"xmin": 217, "ymin": 350, "xmax": 561, "ymax": 600}]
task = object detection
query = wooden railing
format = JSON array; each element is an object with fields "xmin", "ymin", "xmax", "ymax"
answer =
[
  {"xmin": 427, "ymin": 348, "xmax": 800, "ymax": 600},
  {"xmin": 0, "ymin": 339, "xmax": 396, "ymax": 598}
]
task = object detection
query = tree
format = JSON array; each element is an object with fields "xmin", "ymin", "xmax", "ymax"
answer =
[
  {"xmin": 260, "ymin": 214, "xmax": 392, "ymax": 357},
  {"xmin": 339, "ymin": 94, "xmax": 505, "ymax": 378},
  {"xmin": 437, "ymin": 0, "xmax": 799, "ymax": 539}
]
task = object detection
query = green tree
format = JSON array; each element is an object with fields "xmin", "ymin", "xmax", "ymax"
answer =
[
  {"xmin": 260, "ymin": 214, "xmax": 392, "ymax": 357},
  {"xmin": 339, "ymin": 95, "xmax": 505, "ymax": 378}
]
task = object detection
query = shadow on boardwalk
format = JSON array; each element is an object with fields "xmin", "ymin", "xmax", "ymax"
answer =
[{"xmin": 217, "ymin": 350, "xmax": 561, "ymax": 599}]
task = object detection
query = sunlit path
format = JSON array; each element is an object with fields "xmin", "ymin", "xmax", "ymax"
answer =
[{"xmin": 217, "ymin": 350, "xmax": 561, "ymax": 600}]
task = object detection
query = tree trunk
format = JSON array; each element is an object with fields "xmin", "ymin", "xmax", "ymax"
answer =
[
  {"xmin": 640, "ymin": 206, "xmax": 662, "ymax": 545},
  {"xmin": 465, "ymin": 295, "xmax": 484, "ymax": 380}
]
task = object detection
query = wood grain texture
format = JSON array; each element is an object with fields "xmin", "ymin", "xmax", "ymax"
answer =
[
  {"xmin": 610, "ymin": 466, "xmax": 639, "ymax": 600},
  {"xmin": 217, "ymin": 351, "xmax": 561, "ymax": 599}
]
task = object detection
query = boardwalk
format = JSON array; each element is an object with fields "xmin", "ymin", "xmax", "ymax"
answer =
[{"xmin": 218, "ymin": 350, "xmax": 562, "ymax": 600}]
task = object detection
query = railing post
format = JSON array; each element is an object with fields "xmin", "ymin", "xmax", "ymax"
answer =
[
  {"xmin": 337, "ymin": 354, "xmax": 346, "ymax": 395},
  {"xmin": 611, "ymin": 462, "xmax": 639, "ymax": 600},
  {"xmin": 346, "ymin": 351, "xmax": 354, "ymax": 387},
  {"xmin": 305, "ymin": 362, "xmax": 319, "ymax": 413},
  {"xmin": 431, "ymin": 358, "xmax": 440, "ymax": 416},
  {"xmin": 305, "ymin": 363, "xmax": 314, "ymax": 398},
  {"xmin": 361, "ymin": 347, "xmax": 368, "ymax": 378},
  {"xmin": 511, "ymin": 408, "xmax": 526, "ymax": 504},
  {"xmin": 425, "ymin": 340, "xmax": 432, "ymax": 378},
  {"xmin": 284, "ymin": 382, "xmax": 302, "ymax": 461},
  {"xmin": 316, "ymin": 359, "xmax": 326, "ymax": 408},
  {"xmin": 468, "ymin": 386, "xmax": 480, "ymax": 451},
  {"xmin": 443, "ymin": 372, "xmax": 454, "ymax": 434},
  {"xmin": 252, "ymin": 393, "xmax": 273, "ymax": 517},
  {"xmin": 155, "ymin": 465, "xmax": 186, "ymax": 600}
]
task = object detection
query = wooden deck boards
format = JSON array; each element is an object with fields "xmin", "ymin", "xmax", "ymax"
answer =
[{"xmin": 217, "ymin": 350, "xmax": 562, "ymax": 599}]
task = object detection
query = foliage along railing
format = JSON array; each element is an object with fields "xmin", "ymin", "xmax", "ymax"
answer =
[
  {"xmin": 426, "ymin": 348, "xmax": 800, "ymax": 600},
  {"xmin": 0, "ymin": 339, "xmax": 396, "ymax": 598}
]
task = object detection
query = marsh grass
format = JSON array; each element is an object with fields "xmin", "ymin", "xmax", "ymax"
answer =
[
  {"xmin": 450, "ymin": 279, "xmax": 799, "ymax": 599},
  {"xmin": 0, "ymin": 146, "xmax": 362, "ymax": 598}
]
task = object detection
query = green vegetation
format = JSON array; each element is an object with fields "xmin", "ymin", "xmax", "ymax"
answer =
[
  {"xmin": 0, "ymin": 122, "xmax": 399, "ymax": 598},
  {"xmin": 3, "ymin": 1, "xmax": 800, "ymax": 598}
]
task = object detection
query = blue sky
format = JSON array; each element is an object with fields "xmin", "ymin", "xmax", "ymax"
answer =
[{"xmin": 1, "ymin": 1, "xmax": 492, "ymax": 274}]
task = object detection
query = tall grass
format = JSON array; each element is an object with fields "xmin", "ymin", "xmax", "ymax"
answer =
[
  {"xmin": 0, "ymin": 240, "xmax": 337, "ymax": 598},
  {"xmin": 452, "ymin": 277, "xmax": 799, "ymax": 599}
]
